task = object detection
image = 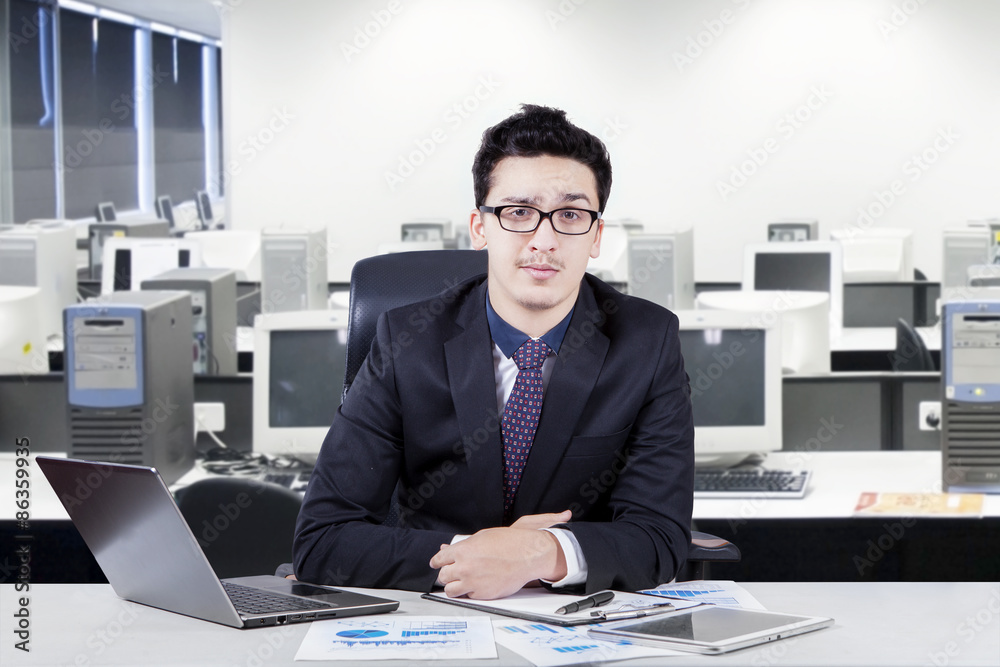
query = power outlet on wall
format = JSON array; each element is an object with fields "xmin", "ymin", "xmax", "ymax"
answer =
[
  {"xmin": 194, "ymin": 402, "xmax": 226, "ymax": 433},
  {"xmin": 919, "ymin": 401, "xmax": 942, "ymax": 431}
]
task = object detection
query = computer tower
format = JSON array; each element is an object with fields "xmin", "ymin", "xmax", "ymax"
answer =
[
  {"xmin": 942, "ymin": 300, "xmax": 1000, "ymax": 493},
  {"xmin": 626, "ymin": 229, "xmax": 695, "ymax": 310},
  {"xmin": 260, "ymin": 227, "xmax": 328, "ymax": 312},
  {"xmin": 942, "ymin": 227, "xmax": 991, "ymax": 290},
  {"xmin": 64, "ymin": 290, "xmax": 195, "ymax": 485},
  {"xmin": 141, "ymin": 267, "xmax": 238, "ymax": 375},
  {"xmin": 768, "ymin": 220, "xmax": 818, "ymax": 242},
  {"xmin": 0, "ymin": 222, "xmax": 77, "ymax": 338},
  {"xmin": 89, "ymin": 219, "xmax": 170, "ymax": 279}
]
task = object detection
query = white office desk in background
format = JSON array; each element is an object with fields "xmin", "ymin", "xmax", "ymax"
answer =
[
  {"xmin": 693, "ymin": 451, "xmax": 1000, "ymax": 520},
  {"xmin": 832, "ymin": 326, "xmax": 941, "ymax": 353}
]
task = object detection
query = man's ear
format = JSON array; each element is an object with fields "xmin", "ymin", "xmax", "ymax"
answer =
[
  {"xmin": 470, "ymin": 209, "xmax": 488, "ymax": 250},
  {"xmin": 589, "ymin": 219, "xmax": 604, "ymax": 259}
]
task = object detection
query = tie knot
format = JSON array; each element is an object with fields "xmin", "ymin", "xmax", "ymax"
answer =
[{"xmin": 513, "ymin": 338, "xmax": 550, "ymax": 371}]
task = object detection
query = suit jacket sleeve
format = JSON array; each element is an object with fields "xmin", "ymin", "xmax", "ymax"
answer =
[
  {"xmin": 292, "ymin": 312, "xmax": 453, "ymax": 591},
  {"xmin": 567, "ymin": 310, "xmax": 694, "ymax": 593}
]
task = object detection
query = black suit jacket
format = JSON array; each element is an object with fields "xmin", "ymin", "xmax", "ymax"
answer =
[{"xmin": 293, "ymin": 274, "xmax": 694, "ymax": 593}]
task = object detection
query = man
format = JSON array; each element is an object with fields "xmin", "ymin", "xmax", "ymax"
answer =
[{"xmin": 293, "ymin": 104, "xmax": 694, "ymax": 599}]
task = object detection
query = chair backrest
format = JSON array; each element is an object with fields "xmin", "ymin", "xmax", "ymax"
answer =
[
  {"xmin": 176, "ymin": 477, "xmax": 303, "ymax": 579},
  {"xmin": 344, "ymin": 249, "xmax": 488, "ymax": 397},
  {"xmin": 892, "ymin": 317, "xmax": 935, "ymax": 371}
]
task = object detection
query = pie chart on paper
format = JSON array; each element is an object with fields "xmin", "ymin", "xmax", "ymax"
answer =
[{"xmin": 335, "ymin": 629, "xmax": 389, "ymax": 639}]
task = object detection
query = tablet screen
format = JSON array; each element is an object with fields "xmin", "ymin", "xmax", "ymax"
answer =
[{"xmin": 616, "ymin": 607, "xmax": 816, "ymax": 643}]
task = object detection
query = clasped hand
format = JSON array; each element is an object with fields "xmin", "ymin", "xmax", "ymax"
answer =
[{"xmin": 428, "ymin": 510, "xmax": 572, "ymax": 600}]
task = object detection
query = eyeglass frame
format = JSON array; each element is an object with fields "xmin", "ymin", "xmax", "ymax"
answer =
[{"xmin": 478, "ymin": 205, "xmax": 603, "ymax": 236}]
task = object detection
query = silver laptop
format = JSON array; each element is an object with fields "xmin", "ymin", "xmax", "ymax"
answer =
[{"xmin": 37, "ymin": 456, "xmax": 398, "ymax": 628}]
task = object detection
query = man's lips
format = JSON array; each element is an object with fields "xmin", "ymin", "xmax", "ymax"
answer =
[{"xmin": 521, "ymin": 264, "xmax": 558, "ymax": 280}]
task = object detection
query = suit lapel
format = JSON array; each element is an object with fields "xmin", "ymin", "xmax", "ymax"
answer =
[
  {"xmin": 513, "ymin": 283, "xmax": 610, "ymax": 517},
  {"xmin": 444, "ymin": 282, "xmax": 505, "ymax": 527}
]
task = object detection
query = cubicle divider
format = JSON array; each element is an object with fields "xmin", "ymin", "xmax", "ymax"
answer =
[
  {"xmin": 782, "ymin": 372, "xmax": 941, "ymax": 452},
  {"xmin": 1, "ymin": 372, "xmax": 940, "ymax": 456}
]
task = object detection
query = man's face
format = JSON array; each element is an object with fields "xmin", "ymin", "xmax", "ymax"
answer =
[{"xmin": 470, "ymin": 155, "xmax": 603, "ymax": 321}]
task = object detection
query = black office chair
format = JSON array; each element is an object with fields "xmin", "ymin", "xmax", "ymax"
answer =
[
  {"xmin": 345, "ymin": 249, "xmax": 740, "ymax": 581},
  {"xmin": 891, "ymin": 317, "xmax": 935, "ymax": 371},
  {"xmin": 177, "ymin": 477, "xmax": 303, "ymax": 579}
]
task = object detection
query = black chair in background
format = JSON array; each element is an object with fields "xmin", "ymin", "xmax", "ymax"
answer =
[
  {"xmin": 891, "ymin": 317, "xmax": 935, "ymax": 371},
  {"xmin": 177, "ymin": 477, "xmax": 303, "ymax": 579},
  {"xmin": 345, "ymin": 249, "xmax": 739, "ymax": 580}
]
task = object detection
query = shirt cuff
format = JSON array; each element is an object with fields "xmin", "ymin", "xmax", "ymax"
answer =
[{"xmin": 540, "ymin": 528, "xmax": 588, "ymax": 587}]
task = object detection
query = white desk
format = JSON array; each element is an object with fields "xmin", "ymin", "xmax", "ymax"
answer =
[
  {"xmin": 1, "ymin": 582, "xmax": 997, "ymax": 666},
  {"xmin": 832, "ymin": 325, "xmax": 941, "ymax": 352},
  {"xmin": 694, "ymin": 451, "xmax": 1000, "ymax": 521}
]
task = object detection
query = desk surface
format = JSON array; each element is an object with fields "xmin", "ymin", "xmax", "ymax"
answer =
[
  {"xmin": 694, "ymin": 451, "xmax": 1000, "ymax": 520},
  {"xmin": 831, "ymin": 325, "xmax": 941, "ymax": 352},
  {"xmin": 2, "ymin": 582, "xmax": 997, "ymax": 666}
]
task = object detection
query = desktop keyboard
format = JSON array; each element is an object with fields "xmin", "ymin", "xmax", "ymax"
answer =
[
  {"xmin": 222, "ymin": 582, "xmax": 331, "ymax": 615},
  {"xmin": 693, "ymin": 469, "xmax": 811, "ymax": 498},
  {"xmin": 262, "ymin": 469, "xmax": 312, "ymax": 493}
]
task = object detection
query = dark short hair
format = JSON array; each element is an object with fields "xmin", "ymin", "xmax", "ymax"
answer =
[{"xmin": 472, "ymin": 104, "xmax": 612, "ymax": 212}]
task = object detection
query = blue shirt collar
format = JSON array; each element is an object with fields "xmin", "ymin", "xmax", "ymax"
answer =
[{"xmin": 485, "ymin": 292, "xmax": 574, "ymax": 358}]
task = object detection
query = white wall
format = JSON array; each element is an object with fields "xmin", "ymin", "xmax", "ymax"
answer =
[{"xmin": 222, "ymin": 0, "xmax": 1000, "ymax": 282}]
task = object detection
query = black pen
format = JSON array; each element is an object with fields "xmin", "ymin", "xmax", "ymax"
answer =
[{"xmin": 554, "ymin": 590, "xmax": 615, "ymax": 615}]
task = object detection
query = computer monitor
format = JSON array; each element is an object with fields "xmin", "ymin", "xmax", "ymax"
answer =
[
  {"xmin": 768, "ymin": 220, "xmax": 818, "ymax": 242},
  {"xmin": 185, "ymin": 230, "xmax": 262, "ymax": 282},
  {"xmin": 0, "ymin": 286, "xmax": 49, "ymax": 374},
  {"xmin": 743, "ymin": 241, "xmax": 843, "ymax": 335},
  {"xmin": 100, "ymin": 237, "xmax": 204, "ymax": 294},
  {"xmin": 252, "ymin": 309, "xmax": 348, "ymax": 462},
  {"xmin": 195, "ymin": 190, "xmax": 214, "ymax": 229},
  {"xmin": 96, "ymin": 202, "xmax": 116, "ymax": 222},
  {"xmin": 829, "ymin": 228, "xmax": 914, "ymax": 283},
  {"xmin": 155, "ymin": 195, "xmax": 175, "ymax": 228},
  {"xmin": 696, "ymin": 290, "xmax": 831, "ymax": 374},
  {"xmin": 0, "ymin": 222, "xmax": 77, "ymax": 338},
  {"xmin": 676, "ymin": 309, "xmax": 782, "ymax": 468}
]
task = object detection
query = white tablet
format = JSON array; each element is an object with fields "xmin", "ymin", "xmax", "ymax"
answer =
[{"xmin": 588, "ymin": 605, "xmax": 833, "ymax": 655}]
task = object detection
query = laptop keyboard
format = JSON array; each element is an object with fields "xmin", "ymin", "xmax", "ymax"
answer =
[
  {"xmin": 223, "ymin": 582, "xmax": 330, "ymax": 615},
  {"xmin": 694, "ymin": 469, "xmax": 811, "ymax": 498}
]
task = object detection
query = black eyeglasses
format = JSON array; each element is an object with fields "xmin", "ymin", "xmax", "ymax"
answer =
[{"xmin": 479, "ymin": 205, "xmax": 602, "ymax": 236}]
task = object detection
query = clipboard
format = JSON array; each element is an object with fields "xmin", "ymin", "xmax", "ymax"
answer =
[{"xmin": 422, "ymin": 588, "xmax": 695, "ymax": 626}]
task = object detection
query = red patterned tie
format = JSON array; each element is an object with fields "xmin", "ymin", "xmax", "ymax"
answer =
[{"xmin": 502, "ymin": 338, "xmax": 550, "ymax": 518}]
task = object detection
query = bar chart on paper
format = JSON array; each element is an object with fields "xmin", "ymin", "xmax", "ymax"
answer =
[
  {"xmin": 493, "ymin": 621, "xmax": 681, "ymax": 666},
  {"xmin": 295, "ymin": 616, "xmax": 497, "ymax": 660},
  {"xmin": 639, "ymin": 580, "xmax": 766, "ymax": 609}
]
